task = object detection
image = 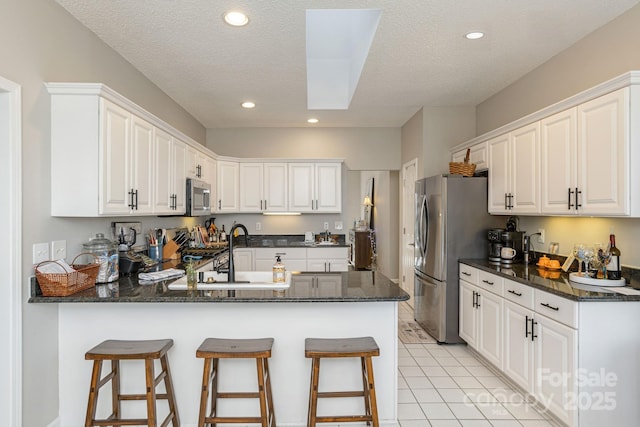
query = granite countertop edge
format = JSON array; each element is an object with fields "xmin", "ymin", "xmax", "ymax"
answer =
[{"xmin": 459, "ymin": 259, "xmax": 640, "ymax": 302}]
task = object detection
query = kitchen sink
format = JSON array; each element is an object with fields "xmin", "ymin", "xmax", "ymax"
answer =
[{"xmin": 167, "ymin": 271, "xmax": 291, "ymax": 290}]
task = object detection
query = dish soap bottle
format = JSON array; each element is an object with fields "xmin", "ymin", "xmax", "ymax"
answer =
[{"xmin": 273, "ymin": 255, "xmax": 285, "ymax": 283}]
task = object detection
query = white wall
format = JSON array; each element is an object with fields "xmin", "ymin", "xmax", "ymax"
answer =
[{"xmin": 0, "ymin": 2, "xmax": 207, "ymax": 425}]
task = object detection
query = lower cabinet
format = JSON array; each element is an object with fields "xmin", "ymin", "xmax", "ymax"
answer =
[
  {"xmin": 459, "ymin": 279, "xmax": 503, "ymax": 369},
  {"xmin": 232, "ymin": 249, "xmax": 254, "ymax": 271},
  {"xmin": 254, "ymin": 248, "xmax": 307, "ymax": 272},
  {"xmin": 307, "ymin": 247, "xmax": 349, "ymax": 272},
  {"xmin": 291, "ymin": 274, "xmax": 342, "ymax": 296}
]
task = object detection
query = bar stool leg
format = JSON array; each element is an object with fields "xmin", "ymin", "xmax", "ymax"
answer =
[
  {"xmin": 255, "ymin": 358, "xmax": 268, "ymax": 427},
  {"xmin": 307, "ymin": 357, "xmax": 320, "ymax": 427},
  {"xmin": 144, "ymin": 359, "xmax": 157, "ymax": 427},
  {"xmin": 263, "ymin": 358, "xmax": 276, "ymax": 427},
  {"xmin": 210, "ymin": 358, "xmax": 219, "ymax": 427},
  {"xmin": 111, "ymin": 360, "xmax": 121, "ymax": 422},
  {"xmin": 160, "ymin": 354, "xmax": 180, "ymax": 426},
  {"xmin": 198, "ymin": 357, "xmax": 212, "ymax": 427},
  {"xmin": 85, "ymin": 361, "xmax": 102, "ymax": 427},
  {"xmin": 364, "ymin": 356, "xmax": 379, "ymax": 427},
  {"xmin": 360, "ymin": 357, "xmax": 372, "ymax": 423}
]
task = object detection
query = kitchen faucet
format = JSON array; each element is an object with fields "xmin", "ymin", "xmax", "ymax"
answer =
[{"xmin": 228, "ymin": 223, "xmax": 248, "ymax": 283}]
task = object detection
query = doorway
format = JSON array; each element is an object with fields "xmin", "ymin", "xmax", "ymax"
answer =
[
  {"xmin": 400, "ymin": 159, "xmax": 417, "ymax": 307},
  {"xmin": 0, "ymin": 75, "xmax": 22, "ymax": 426}
]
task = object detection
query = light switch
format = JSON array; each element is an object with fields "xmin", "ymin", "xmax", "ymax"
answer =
[
  {"xmin": 51, "ymin": 240, "xmax": 67, "ymax": 261},
  {"xmin": 32, "ymin": 243, "xmax": 50, "ymax": 265}
]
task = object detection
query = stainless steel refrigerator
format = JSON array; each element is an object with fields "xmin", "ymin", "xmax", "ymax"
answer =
[{"xmin": 414, "ymin": 174, "xmax": 502, "ymax": 343}]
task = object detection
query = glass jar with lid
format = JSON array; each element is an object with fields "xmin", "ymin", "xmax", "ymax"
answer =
[{"xmin": 83, "ymin": 233, "xmax": 119, "ymax": 283}]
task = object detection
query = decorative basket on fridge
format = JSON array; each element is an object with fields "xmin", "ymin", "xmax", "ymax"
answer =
[
  {"xmin": 449, "ymin": 148, "xmax": 476, "ymax": 177},
  {"xmin": 35, "ymin": 253, "xmax": 100, "ymax": 296}
]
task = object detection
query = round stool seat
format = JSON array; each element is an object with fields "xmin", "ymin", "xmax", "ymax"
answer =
[
  {"xmin": 85, "ymin": 339, "xmax": 173, "ymax": 360},
  {"xmin": 305, "ymin": 337, "xmax": 379, "ymax": 358},
  {"xmin": 196, "ymin": 337, "xmax": 273, "ymax": 358}
]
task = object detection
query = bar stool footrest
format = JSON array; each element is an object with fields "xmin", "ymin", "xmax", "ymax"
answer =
[
  {"xmin": 217, "ymin": 391, "xmax": 261, "ymax": 398},
  {"xmin": 205, "ymin": 416, "xmax": 265, "ymax": 423},
  {"xmin": 317, "ymin": 390, "xmax": 366, "ymax": 398},
  {"xmin": 316, "ymin": 415, "xmax": 373, "ymax": 423}
]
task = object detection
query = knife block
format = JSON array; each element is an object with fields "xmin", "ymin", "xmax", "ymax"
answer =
[{"xmin": 162, "ymin": 240, "xmax": 180, "ymax": 260}]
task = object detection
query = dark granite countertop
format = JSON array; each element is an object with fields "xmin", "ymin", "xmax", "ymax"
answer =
[
  {"xmin": 28, "ymin": 270, "xmax": 409, "ymax": 303},
  {"xmin": 241, "ymin": 234, "xmax": 348, "ymax": 248},
  {"xmin": 459, "ymin": 259, "xmax": 640, "ymax": 302}
]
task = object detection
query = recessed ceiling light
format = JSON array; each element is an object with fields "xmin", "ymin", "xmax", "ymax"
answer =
[
  {"xmin": 223, "ymin": 11, "xmax": 249, "ymax": 27},
  {"xmin": 465, "ymin": 31, "xmax": 484, "ymax": 40},
  {"xmin": 241, "ymin": 101, "xmax": 256, "ymax": 109},
  {"xmin": 307, "ymin": 118, "xmax": 319, "ymax": 124}
]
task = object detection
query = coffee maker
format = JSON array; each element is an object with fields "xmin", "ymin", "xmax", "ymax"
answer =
[
  {"xmin": 500, "ymin": 230, "xmax": 524, "ymax": 265},
  {"xmin": 487, "ymin": 228, "xmax": 505, "ymax": 264}
]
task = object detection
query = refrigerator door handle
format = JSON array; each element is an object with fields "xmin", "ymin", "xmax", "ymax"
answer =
[{"xmin": 420, "ymin": 195, "xmax": 428, "ymax": 255}]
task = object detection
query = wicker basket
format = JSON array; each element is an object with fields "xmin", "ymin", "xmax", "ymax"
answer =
[
  {"xmin": 449, "ymin": 148, "xmax": 476, "ymax": 177},
  {"xmin": 35, "ymin": 253, "xmax": 100, "ymax": 297}
]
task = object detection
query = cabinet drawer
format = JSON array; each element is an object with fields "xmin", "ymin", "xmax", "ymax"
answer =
[
  {"xmin": 254, "ymin": 247, "xmax": 307, "ymax": 260},
  {"xmin": 477, "ymin": 270, "xmax": 503, "ymax": 295},
  {"xmin": 307, "ymin": 247, "xmax": 348, "ymax": 259},
  {"xmin": 459, "ymin": 264, "xmax": 478, "ymax": 284},
  {"xmin": 503, "ymin": 279, "xmax": 534, "ymax": 310},
  {"xmin": 534, "ymin": 290, "xmax": 578, "ymax": 328}
]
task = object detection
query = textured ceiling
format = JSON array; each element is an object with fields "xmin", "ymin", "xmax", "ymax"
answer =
[{"xmin": 55, "ymin": 0, "xmax": 639, "ymax": 128}]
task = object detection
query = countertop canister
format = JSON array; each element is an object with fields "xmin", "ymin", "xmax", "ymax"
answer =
[{"xmin": 83, "ymin": 233, "xmax": 119, "ymax": 283}]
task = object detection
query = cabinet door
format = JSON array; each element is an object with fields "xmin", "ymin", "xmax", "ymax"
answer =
[
  {"xmin": 100, "ymin": 99, "xmax": 131, "ymax": 215},
  {"xmin": 487, "ymin": 134, "xmax": 510, "ymax": 214},
  {"xmin": 315, "ymin": 163, "xmax": 342, "ymax": 212},
  {"xmin": 153, "ymin": 128, "xmax": 174, "ymax": 214},
  {"xmin": 477, "ymin": 289, "xmax": 503, "ymax": 369},
  {"xmin": 459, "ymin": 281, "xmax": 478, "ymax": 348},
  {"xmin": 452, "ymin": 142, "xmax": 488, "ymax": 171},
  {"xmin": 534, "ymin": 314, "xmax": 577, "ymax": 426},
  {"xmin": 291, "ymin": 275, "xmax": 314, "ymax": 296},
  {"xmin": 130, "ymin": 116, "xmax": 154, "ymax": 214},
  {"xmin": 510, "ymin": 122, "xmax": 540, "ymax": 214},
  {"xmin": 541, "ymin": 108, "xmax": 578, "ymax": 215},
  {"xmin": 264, "ymin": 163, "xmax": 288, "ymax": 211},
  {"xmin": 172, "ymin": 140, "xmax": 187, "ymax": 214},
  {"xmin": 316, "ymin": 275, "xmax": 343, "ymax": 297},
  {"xmin": 217, "ymin": 161, "xmax": 240, "ymax": 212},
  {"xmin": 577, "ymin": 88, "xmax": 628, "ymax": 215},
  {"xmin": 289, "ymin": 163, "xmax": 315, "ymax": 212},
  {"xmin": 233, "ymin": 249, "xmax": 254, "ymax": 271},
  {"xmin": 306, "ymin": 260, "xmax": 328, "ymax": 272},
  {"xmin": 327, "ymin": 259, "xmax": 349, "ymax": 272},
  {"xmin": 503, "ymin": 301, "xmax": 535, "ymax": 394},
  {"xmin": 186, "ymin": 146, "xmax": 199, "ymax": 179},
  {"xmin": 239, "ymin": 163, "xmax": 264, "ymax": 212}
]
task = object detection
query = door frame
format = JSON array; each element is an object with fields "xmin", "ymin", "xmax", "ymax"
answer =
[
  {"xmin": 400, "ymin": 158, "xmax": 418, "ymax": 306},
  {"xmin": 0, "ymin": 75, "xmax": 23, "ymax": 426}
]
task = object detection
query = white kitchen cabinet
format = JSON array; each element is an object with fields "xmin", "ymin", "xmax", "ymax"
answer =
[
  {"xmin": 307, "ymin": 247, "xmax": 349, "ymax": 272},
  {"xmin": 488, "ymin": 122, "xmax": 540, "ymax": 214},
  {"xmin": 217, "ymin": 160, "xmax": 240, "ymax": 212},
  {"xmin": 288, "ymin": 163, "xmax": 342, "ymax": 213},
  {"xmin": 452, "ymin": 142, "xmax": 488, "ymax": 171},
  {"xmin": 291, "ymin": 274, "xmax": 342, "ymax": 297},
  {"xmin": 458, "ymin": 268, "xmax": 502, "ymax": 369},
  {"xmin": 503, "ymin": 300, "xmax": 535, "ymax": 394},
  {"xmin": 204, "ymin": 156, "xmax": 216, "ymax": 213},
  {"xmin": 186, "ymin": 146, "xmax": 210, "ymax": 181},
  {"xmin": 239, "ymin": 163, "xmax": 288, "ymax": 213},
  {"xmin": 233, "ymin": 248, "xmax": 254, "ymax": 272},
  {"xmin": 254, "ymin": 248, "xmax": 308, "ymax": 272},
  {"xmin": 154, "ymin": 129, "xmax": 186, "ymax": 214}
]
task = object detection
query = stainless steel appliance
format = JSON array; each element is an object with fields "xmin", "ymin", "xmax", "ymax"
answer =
[
  {"xmin": 500, "ymin": 230, "xmax": 524, "ymax": 265},
  {"xmin": 186, "ymin": 178, "xmax": 211, "ymax": 216},
  {"xmin": 487, "ymin": 228, "xmax": 505, "ymax": 264},
  {"xmin": 414, "ymin": 174, "xmax": 502, "ymax": 343}
]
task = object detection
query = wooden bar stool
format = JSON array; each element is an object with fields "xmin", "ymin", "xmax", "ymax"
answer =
[
  {"xmin": 84, "ymin": 339, "xmax": 179, "ymax": 427},
  {"xmin": 196, "ymin": 337, "xmax": 276, "ymax": 427},
  {"xmin": 305, "ymin": 336, "xmax": 380, "ymax": 427}
]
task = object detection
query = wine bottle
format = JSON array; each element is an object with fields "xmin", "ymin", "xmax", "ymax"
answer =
[{"xmin": 608, "ymin": 234, "xmax": 621, "ymax": 280}]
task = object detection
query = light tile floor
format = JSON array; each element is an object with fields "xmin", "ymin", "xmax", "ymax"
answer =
[{"xmin": 397, "ymin": 302, "xmax": 562, "ymax": 427}]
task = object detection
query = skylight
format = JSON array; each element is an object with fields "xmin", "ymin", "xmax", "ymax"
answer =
[{"xmin": 306, "ymin": 9, "xmax": 382, "ymax": 110}]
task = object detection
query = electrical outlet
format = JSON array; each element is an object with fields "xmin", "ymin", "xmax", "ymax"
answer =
[
  {"xmin": 32, "ymin": 242, "xmax": 50, "ymax": 264},
  {"xmin": 51, "ymin": 240, "xmax": 67, "ymax": 260},
  {"xmin": 538, "ymin": 228, "xmax": 545, "ymax": 244},
  {"xmin": 323, "ymin": 222, "xmax": 329, "ymax": 230},
  {"xmin": 255, "ymin": 222, "xmax": 262, "ymax": 231},
  {"xmin": 334, "ymin": 221, "xmax": 343, "ymax": 230}
]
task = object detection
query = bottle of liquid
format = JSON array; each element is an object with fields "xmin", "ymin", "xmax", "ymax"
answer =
[
  {"xmin": 208, "ymin": 218, "xmax": 217, "ymax": 243},
  {"xmin": 607, "ymin": 234, "xmax": 621, "ymax": 280},
  {"xmin": 220, "ymin": 225, "xmax": 227, "ymax": 242},
  {"xmin": 273, "ymin": 256, "xmax": 285, "ymax": 283}
]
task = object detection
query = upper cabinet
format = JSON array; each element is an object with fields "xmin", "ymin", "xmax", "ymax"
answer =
[
  {"xmin": 289, "ymin": 163, "xmax": 342, "ymax": 213},
  {"xmin": 154, "ymin": 129, "xmax": 186, "ymax": 215},
  {"xmin": 217, "ymin": 160, "xmax": 240, "ymax": 212},
  {"xmin": 541, "ymin": 89, "xmax": 631, "ymax": 216},
  {"xmin": 239, "ymin": 163, "xmax": 288, "ymax": 213},
  {"xmin": 488, "ymin": 122, "xmax": 540, "ymax": 214}
]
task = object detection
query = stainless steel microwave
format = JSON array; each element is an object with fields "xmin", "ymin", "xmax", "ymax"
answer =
[{"xmin": 186, "ymin": 178, "xmax": 211, "ymax": 216}]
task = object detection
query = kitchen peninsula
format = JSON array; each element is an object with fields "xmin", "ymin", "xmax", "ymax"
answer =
[{"xmin": 30, "ymin": 270, "xmax": 408, "ymax": 427}]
